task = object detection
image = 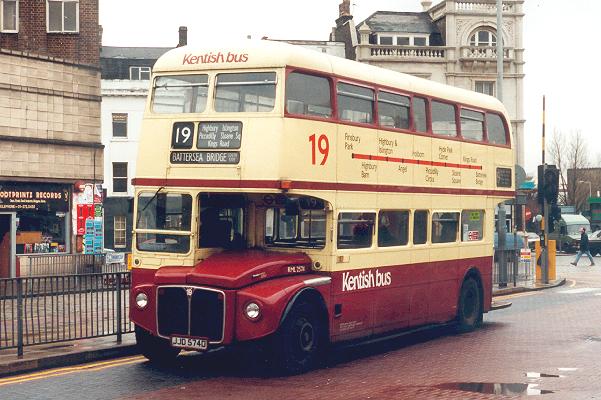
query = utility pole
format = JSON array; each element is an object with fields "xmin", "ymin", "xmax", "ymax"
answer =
[
  {"xmin": 541, "ymin": 96, "xmax": 549, "ymax": 284},
  {"xmin": 496, "ymin": 0, "xmax": 503, "ymax": 102}
]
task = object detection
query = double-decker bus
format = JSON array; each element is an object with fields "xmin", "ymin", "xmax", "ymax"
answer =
[{"xmin": 130, "ymin": 40, "xmax": 514, "ymax": 374}]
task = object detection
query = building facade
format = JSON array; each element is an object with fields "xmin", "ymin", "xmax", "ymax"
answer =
[
  {"xmin": 100, "ymin": 45, "xmax": 170, "ymax": 251},
  {"xmin": 332, "ymin": 0, "xmax": 525, "ymax": 166},
  {"xmin": 0, "ymin": 0, "xmax": 101, "ymax": 277}
]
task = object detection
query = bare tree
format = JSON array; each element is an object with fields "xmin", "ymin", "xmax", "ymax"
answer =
[{"xmin": 549, "ymin": 129, "xmax": 591, "ymax": 211}]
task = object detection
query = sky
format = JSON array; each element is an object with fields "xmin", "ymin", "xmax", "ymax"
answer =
[{"xmin": 99, "ymin": 0, "xmax": 599, "ymax": 176}]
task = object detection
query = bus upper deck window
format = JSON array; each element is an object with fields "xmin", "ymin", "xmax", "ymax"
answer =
[
  {"xmin": 413, "ymin": 97, "xmax": 428, "ymax": 133},
  {"xmin": 215, "ymin": 72, "xmax": 277, "ymax": 112},
  {"xmin": 152, "ymin": 75, "xmax": 208, "ymax": 114},
  {"xmin": 378, "ymin": 92, "xmax": 410, "ymax": 129},
  {"xmin": 337, "ymin": 83, "xmax": 374, "ymax": 124},
  {"xmin": 285, "ymin": 72, "xmax": 332, "ymax": 118},
  {"xmin": 486, "ymin": 113, "xmax": 508, "ymax": 145},
  {"xmin": 460, "ymin": 109, "xmax": 484, "ymax": 141},
  {"xmin": 432, "ymin": 101, "xmax": 457, "ymax": 137}
]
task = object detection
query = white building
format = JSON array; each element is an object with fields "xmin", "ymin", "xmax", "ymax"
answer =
[
  {"xmin": 332, "ymin": 0, "xmax": 525, "ymax": 166},
  {"xmin": 100, "ymin": 46, "xmax": 171, "ymax": 250}
]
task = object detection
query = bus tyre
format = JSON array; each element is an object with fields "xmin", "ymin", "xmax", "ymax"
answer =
[
  {"xmin": 274, "ymin": 301, "xmax": 324, "ymax": 375},
  {"xmin": 456, "ymin": 277, "xmax": 482, "ymax": 333},
  {"xmin": 135, "ymin": 326, "xmax": 180, "ymax": 364}
]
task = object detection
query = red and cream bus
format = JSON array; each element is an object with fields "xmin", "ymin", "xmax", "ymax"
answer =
[{"xmin": 130, "ymin": 40, "xmax": 514, "ymax": 373}]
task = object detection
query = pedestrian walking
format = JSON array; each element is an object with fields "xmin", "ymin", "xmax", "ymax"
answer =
[{"xmin": 571, "ymin": 227, "xmax": 595, "ymax": 266}]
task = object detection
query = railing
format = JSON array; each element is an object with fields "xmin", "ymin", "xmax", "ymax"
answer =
[
  {"xmin": 0, "ymin": 272, "xmax": 132, "ymax": 356},
  {"xmin": 365, "ymin": 45, "xmax": 446, "ymax": 60},
  {"xmin": 455, "ymin": 1, "xmax": 514, "ymax": 13},
  {"xmin": 493, "ymin": 248, "xmax": 534, "ymax": 288},
  {"xmin": 17, "ymin": 253, "xmax": 128, "ymax": 277},
  {"xmin": 460, "ymin": 46, "xmax": 513, "ymax": 61}
]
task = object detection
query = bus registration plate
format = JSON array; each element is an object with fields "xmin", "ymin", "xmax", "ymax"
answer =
[{"xmin": 170, "ymin": 336, "xmax": 208, "ymax": 350}]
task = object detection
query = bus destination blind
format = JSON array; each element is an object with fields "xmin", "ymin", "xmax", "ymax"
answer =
[{"xmin": 170, "ymin": 151, "xmax": 240, "ymax": 164}]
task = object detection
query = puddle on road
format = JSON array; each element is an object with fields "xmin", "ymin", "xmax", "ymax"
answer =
[{"xmin": 437, "ymin": 382, "xmax": 554, "ymax": 396}]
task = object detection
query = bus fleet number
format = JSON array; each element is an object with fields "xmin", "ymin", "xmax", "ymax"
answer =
[{"xmin": 309, "ymin": 134, "xmax": 329, "ymax": 166}]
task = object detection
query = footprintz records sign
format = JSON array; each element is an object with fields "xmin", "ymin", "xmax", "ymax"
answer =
[{"xmin": 0, "ymin": 183, "xmax": 69, "ymax": 212}]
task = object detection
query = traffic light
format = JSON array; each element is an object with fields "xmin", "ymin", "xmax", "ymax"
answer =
[
  {"xmin": 543, "ymin": 165, "xmax": 560, "ymax": 204},
  {"xmin": 537, "ymin": 164, "xmax": 560, "ymax": 205}
]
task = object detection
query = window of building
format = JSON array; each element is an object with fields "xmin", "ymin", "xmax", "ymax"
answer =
[
  {"xmin": 112, "ymin": 162, "xmax": 128, "ymax": 193},
  {"xmin": 475, "ymin": 81, "xmax": 495, "ymax": 96},
  {"xmin": 379, "ymin": 36, "xmax": 393, "ymax": 45},
  {"xmin": 337, "ymin": 212, "xmax": 375, "ymax": 249},
  {"xmin": 114, "ymin": 216, "xmax": 127, "ymax": 248},
  {"xmin": 152, "ymin": 74, "xmax": 208, "ymax": 114},
  {"xmin": 396, "ymin": 37, "xmax": 410, "ymax": 45},
  {"xmin": 285, "ymin": 72, "xmax": 332, "ymax": 118},
  {"xmin": 378, "ymin": 210, "xmax": 409, "ymax": 247},
  {"xmin": 461, "ymin": 210, "xmax": 484, "ymax": 242},
  {"xmin": 469, "ymin": 30, "xmax": 497, "ymax": 47},
  {"xmin": 413, "ymin": 210, "xmax": 428, "ymax": 245},
  {"xmin": 460, "ymin": 109, "xmax": 484, "ymax": 141},
  {"xmin": 0, "ymin": 0, "xmax": 18, "ymax": 32},
  {"xmin": 130, "ymin": 66, "xmax": 151, "ymax": 80},
  {"xmin": 112, "ymin": 113, "xmax": 127, "ymax": 138},
  {"xmin": 486, "ymin": 112, "xmax": 507, "ymax": 145},
  {"xmin": 378, "ymin": 91, "xmax": 410, "ymax": 129},
  {"xmin": 431, "ymin": 212, "xmax": 459, "ymax": 243},
  {"xmin": 413, "ymin": 97, "xmax": 428, "ymax": 132},
  {"xmin": 47, "ymin": 0, "xmax": 79, "ymax": 33},
  {"xmin": 413, "ymin": 37, "xmax": 427, "ymax": 46},
  {"xmin": 431, "ymin": 101, "xmax": 457, "ymax": 137},
  {"xmin": 215, "ymin": 72, "xmax": 277, "ymax": 113},
  {"xmin": 337, "ymin": 83, "xmax": 374, "ymax": 124}
]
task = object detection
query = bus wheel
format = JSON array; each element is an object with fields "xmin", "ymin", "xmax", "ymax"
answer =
[
  {"xmin": 456, "ymin": 277, "xmax": 482, "ymax": 333},
  {"xmin": 135, "ymin": 326, "xmax": 180, "ymax": 364},
  {"xmin": 274, "ymin": 301, "xmax": 324, "ymax": 375}
]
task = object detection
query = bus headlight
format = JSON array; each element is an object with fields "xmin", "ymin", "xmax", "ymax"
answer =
[
  {"xmin": 135, "ymin": 292, "xmax": 149, "ymax": 309},
  {"xmin": 244, "ymin": 302, "xmax": 261, "ymax": 321}
]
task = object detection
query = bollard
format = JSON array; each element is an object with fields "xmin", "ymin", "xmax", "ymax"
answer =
[
  {"xmin": 116, "ymin": 274, "xmax": 122, "ymax": 344},
  {"xmin": 16, "ymin": 277, "xmax": 23, "ymax": 357}
]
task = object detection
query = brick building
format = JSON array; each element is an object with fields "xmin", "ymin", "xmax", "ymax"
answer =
[{"xmin": 0, "ymin": 0, "xmax": 101, "ymax": 277}]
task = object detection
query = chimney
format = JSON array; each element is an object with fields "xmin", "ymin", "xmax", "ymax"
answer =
[
  {"xmin": 421, "ymin": 1, "xmax": 432, "ymax": 11},
  {"xmin": 336, "ymin": 0, "xmax": 353, "ymax": 27},
  {"xmin": 178, "ymin": 26, "xmax": 187, "ymax": 47}
]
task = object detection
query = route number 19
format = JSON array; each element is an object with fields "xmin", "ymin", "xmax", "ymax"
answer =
[
  {"xmin": 309, "ymin": 134, "xmax": 329, "ymax": 165},
  {"xmin": 171, "ymin": 122, "xmax": 195, "ymax": 149}
]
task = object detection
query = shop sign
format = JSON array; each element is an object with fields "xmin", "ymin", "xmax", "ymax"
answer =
[{"xmin": 0, "ymin": 183, "xmax": 69, "ymax": 212}]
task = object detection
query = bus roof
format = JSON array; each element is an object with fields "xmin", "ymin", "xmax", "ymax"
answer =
[{"xmin": 152, "ymin": 40, "xmax": 506, "ymax": 113}]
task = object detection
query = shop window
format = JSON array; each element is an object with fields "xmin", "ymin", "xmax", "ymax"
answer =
[
  {"xmin": 337, "ymin": 212, "xmax": 375, "ymax": 249},
  {"xmin": 1, "ymin": 0, "xmax": 18, "ymax": 32},
  {"xmin": 112, "ymin": 113, "xmax": 127, "ymax": 138},
  {"xmin": 112, "ymin": 162, "xmax": 128, "ymax": 193},
  {"xmin": 413, "ymin": 210, "xmax": 428, "ymax": 245},
  {"xmin": 378, "ymin": 210, "xmax": 409, "ymax": 247},
  {"xmin": 114, "ymin": 216, "xmax": 126, "ymax": 248},
  {"xmin": 285, "ymin": 72, "xmax": 332, "ymax": 118},
  {"xmin": 337, "ymin": 82, "xmax": 374, "ymax": 124},
  {"xmin": 47, "ymin": 0, "xmax": 79, "ymax": 33},
  {"xmin": 130, "ymin": 66, "xmax": 151, "ymax": 80},
  {"xmin": 431, "ymin": 212, "xmax": 459, "ymax": 243},
  {"xmin": 462, "ymin": 210, "xmax": 484, "ymax": 242}
]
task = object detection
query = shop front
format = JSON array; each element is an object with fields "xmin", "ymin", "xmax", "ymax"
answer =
[{"xmin": 0, "ymin": 182, "xmax": 71, "ymax": 277}]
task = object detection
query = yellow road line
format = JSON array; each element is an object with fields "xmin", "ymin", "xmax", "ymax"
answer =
[{"xmin": 0, "ymin": 355, "xmax": 146, "ymax": 386}]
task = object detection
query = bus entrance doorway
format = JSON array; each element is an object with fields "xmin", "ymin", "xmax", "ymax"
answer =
[{"xmin": 0, "ymin": 213, "xmax": 15, "ymax": 278}]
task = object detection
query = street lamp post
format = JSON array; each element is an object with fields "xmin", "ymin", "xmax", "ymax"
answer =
[{"xmin": 578, "ymin": 180, "xmax": 592, "ymax": 198}]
